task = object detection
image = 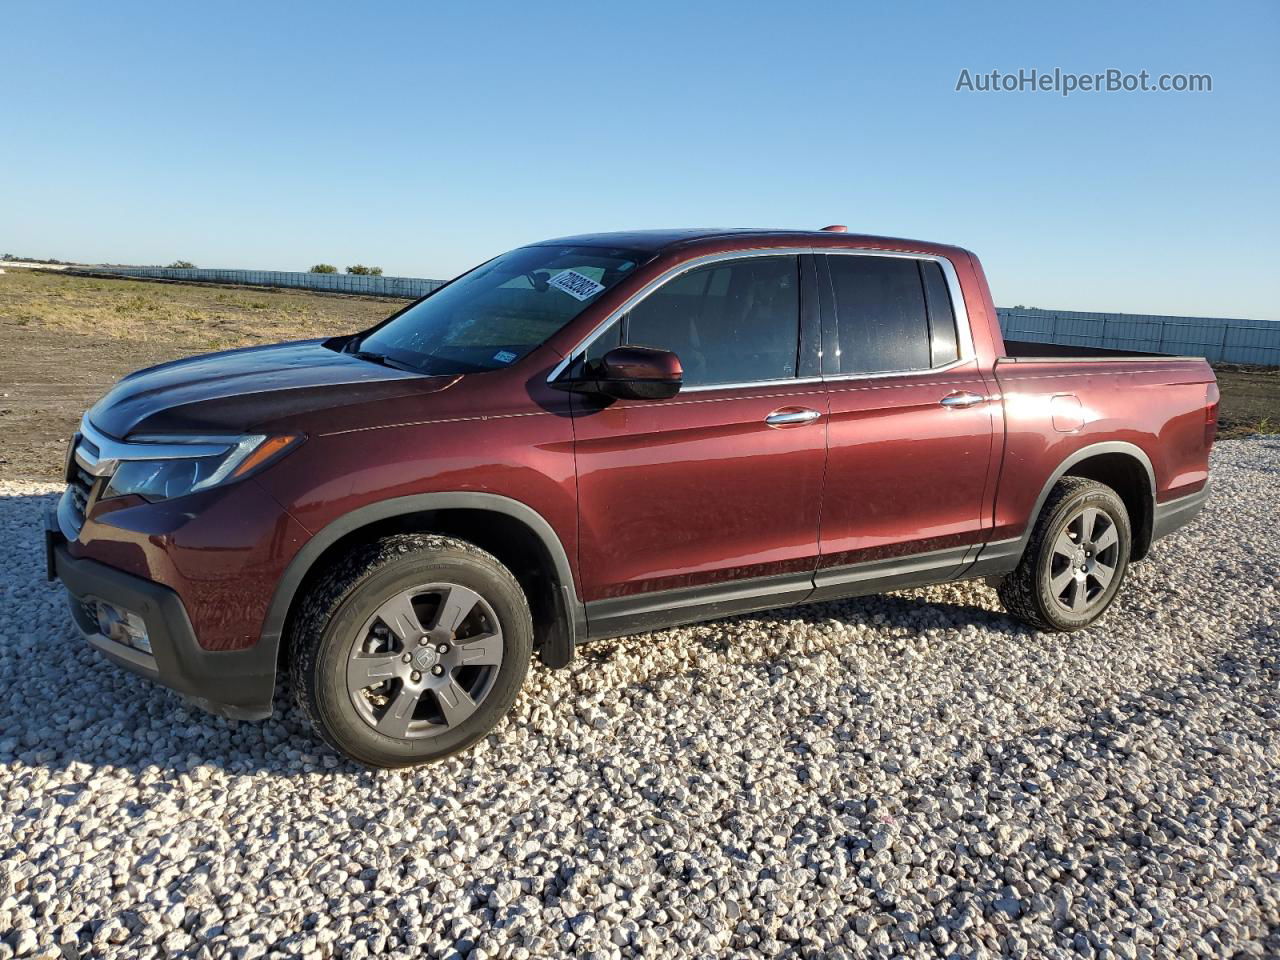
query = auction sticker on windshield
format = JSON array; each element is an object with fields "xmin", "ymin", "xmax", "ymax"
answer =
[{"xmin": 547, "ymin": 269, "xmax": 605, "ymax": 301}]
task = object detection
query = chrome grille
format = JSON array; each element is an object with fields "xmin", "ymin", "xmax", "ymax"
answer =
[
  {"xmin": 64, "ymin": 454, "xmax": 99, "ymax": 533},
  {"xmin": 78, "ymin": 433, "xmax": 100, "ymax": 466}
]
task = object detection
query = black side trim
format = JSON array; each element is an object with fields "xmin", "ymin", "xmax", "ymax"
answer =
[
  {"xmin": 584, "ymin": 544, "xmax": 984, "ymax": 639},
  {"xmin": 816, "ymin": 255, "xmax": 840, "ymax": 376},
  {"xmin": 585, "ymin": 572, "xmax": 814, "ymax": 640},
  {"xmin": 963, "ymin": 537, "xmax": 1023, "ymax": 579},
  {"xmin": 810, "ymin": 545, "xmax": 974, "ymax": 603},
  {"xmin": 261, "ymin": 492, "xmax": 583, "ymax": 669},
  {"xmin": 54, "ymin": 545, "xmax": 276, "ymax": 720},
  {"xmin": 798, "ymin": 255, "xmax": 823, "ymax": 378},
  {"xmin": 1152, "ymin": 483, "xmax": 1210, "ymax": 541}
]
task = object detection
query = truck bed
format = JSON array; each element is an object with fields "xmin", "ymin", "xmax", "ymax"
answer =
[
  {"xmin": 1003, "ymin": 339, "xmax": 1171, "ymax": 361},
  {"xmin": 985, "ymin": 348, "xmax": 1216, "ymax": 555}
]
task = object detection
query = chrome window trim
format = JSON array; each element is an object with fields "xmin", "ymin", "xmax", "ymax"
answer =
[
  {"xmin": 681, "ymin": 375, "xmax": 825, "ymax": 395},
  {"xmin": 545, "ymin": 246, "xmax": 975, "ymax": 388},
  {"xmin": 76, "ymin": 416, "xmax": 239, "ymax": 478},
  {"xmin": 820, "ymin": 354, "xmax": 977, "ymax": 384}
]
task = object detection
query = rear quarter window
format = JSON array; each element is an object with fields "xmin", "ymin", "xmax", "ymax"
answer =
[{"xmin": 920, "ymin": 260, "xmax": 960, "ymax": 367}]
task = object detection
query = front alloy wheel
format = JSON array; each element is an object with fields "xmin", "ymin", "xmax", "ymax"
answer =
[
  {"xmin": 346, "ymin": 583, "xmax": 504, "ymax": 738},
  {"xmin": 291, "ymin": 534, "xmax": 533, "ymax": 768}
]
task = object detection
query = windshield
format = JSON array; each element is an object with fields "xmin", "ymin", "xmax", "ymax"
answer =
[{"xmin": 353, "ymin": 244, "xmax": 646, "ymax": 374}]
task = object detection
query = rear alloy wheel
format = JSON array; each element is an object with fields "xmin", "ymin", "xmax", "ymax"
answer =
[
  {"xmin": 1045, "ymin": 506, "xmax": 1121, "ymax": 616},
  {"xmin": 997, "ymin": 476, "xmax": 1132, "ymax": 632},
  {"xmin": 291, "ymin": 535, "xmax": 532, "ymax": 768}
]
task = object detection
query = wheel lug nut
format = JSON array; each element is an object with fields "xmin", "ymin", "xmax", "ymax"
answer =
[
  {"xmin": 432, "ymin": 665, "xmax": 444, "ymax": 676},
  {"xmin": 437, "ymin": 643, "xmax": 449, "ymax": 654},
  {"xmin": 410, "ymin": 671, "xmax": 421, "ymax": 682},
  {"xmin": 401, "ymin": 654, "xmax": 411, "ymax": 663}
]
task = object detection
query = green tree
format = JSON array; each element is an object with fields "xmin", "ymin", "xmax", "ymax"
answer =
[
  {"xmin": 168, "ymin": 260, "xmax": 196, "ymax": 269},
  {"xmin": 309, "ymin": 264, "xmax": 338, "ymax": 274},
  {"xmin": 345, "ymin": 264, "xmax": 383, "ymax": 276}
]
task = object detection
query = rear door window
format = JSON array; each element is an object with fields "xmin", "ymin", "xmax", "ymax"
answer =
[{"xmin": 825, "ymin": 255, "xmax": 931, "ymax": 375}]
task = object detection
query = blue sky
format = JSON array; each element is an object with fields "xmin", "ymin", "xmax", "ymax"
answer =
[{"xmin": 3, "ymin": 1, "xmax": 1277, "ymax": 318}]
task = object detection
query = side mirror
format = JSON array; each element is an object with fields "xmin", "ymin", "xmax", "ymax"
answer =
[{"xmin": 556, "ymin": 346, "xmax": 683, "ymax": 401}]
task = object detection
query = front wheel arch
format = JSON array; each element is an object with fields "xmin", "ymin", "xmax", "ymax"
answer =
[{"xmin": 264, "ymin": 493, "xmax": 583, "ymax": 677}]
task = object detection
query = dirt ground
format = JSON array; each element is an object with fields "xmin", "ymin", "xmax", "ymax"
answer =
[
  {"xmin": 1213, "ymin": 365, "xmax": 1280, "ymax": 438},
  {"xmin": 0, "ymin": 270, "xmax": 397, "ymax": 479},
  {"xmin": 1, "ymin": 269, "xmax": 1276, "ymax": 479}
]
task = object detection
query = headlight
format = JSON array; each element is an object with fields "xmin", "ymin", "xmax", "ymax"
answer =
[{"xmin": 103, "ymin": 434, "xmax": 301, "ymax": 502}]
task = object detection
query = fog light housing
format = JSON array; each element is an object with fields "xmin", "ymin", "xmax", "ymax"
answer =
[{"xmin": 94, "ymin": 599, "xmax": 152, "ymax": 654}]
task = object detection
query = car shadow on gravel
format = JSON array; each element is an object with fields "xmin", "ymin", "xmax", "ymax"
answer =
[
  {"xmin": 6, "ymin": 483, "xmax": 1025, "ymax": 779},
  {"xmin": 8, "ymin": 592, "xmax": 1278, "ymax": 787},
  {"xmin": 578, "ymin": 589, "xmax": 1022, "ymax": 676},
  {"xmin": 4, "ymin": 505, "xmax": 1023, "ymax": 780},
  {"xmin": 8, "ymin": 591, "xmax": 1276, "ymax": 801},
  {"xmin": 8, "ymin": 485, "xmax": 1273, "ymax": 800}
]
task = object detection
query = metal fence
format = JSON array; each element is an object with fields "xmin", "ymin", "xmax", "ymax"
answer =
[
  {"xmin": 997, "ymin": 307, "xmax": 1280, "ymax": 366},
  {"xmin": 83, "ymin": 265, "xmax": 446, "ymax": 299},
  {"xmin": 77, "ymin": 265, "xmax": 1280, "ymax": 366}
]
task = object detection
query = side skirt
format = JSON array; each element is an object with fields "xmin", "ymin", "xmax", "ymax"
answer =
[
  {"xmin": 583, "ymin": 544, "xmax": 994, "ymax": 640},
  {"xmin": 963, "ymin": 537, "xmax": 1024, "ymax": 580},
  {"xmin": 585, "ymin": 572, "xmax": 814, "ymax": 641},
  {"xmin": 809, "ymin": 545, "xmax": 974, "ymax": 604}
]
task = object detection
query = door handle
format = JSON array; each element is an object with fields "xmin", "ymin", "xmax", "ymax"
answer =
[
  {"xmin": 939, "ymin": 391, "xmax": 986, "ymax": 409},
  {"xmin": 765, "ymin": 407, "xmax": 822, "ymax": 427}
]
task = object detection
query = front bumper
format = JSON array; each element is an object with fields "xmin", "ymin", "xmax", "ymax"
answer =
[{"xmin": 47, "ymin": 509, "xmax": 276, "ymax": 720}]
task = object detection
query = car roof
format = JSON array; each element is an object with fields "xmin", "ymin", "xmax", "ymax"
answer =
[
  {"xmin": 535, "ymin": 228, "xmax": 789, "ymax": 251},
  {"xmin": 532, "ymin": 228, "xmax": 970, "ymax": 260}
]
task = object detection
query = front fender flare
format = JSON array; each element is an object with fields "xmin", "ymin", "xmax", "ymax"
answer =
[{"xmin": 259, "ymin": 492, "xmax": 583, "ymax": 669}]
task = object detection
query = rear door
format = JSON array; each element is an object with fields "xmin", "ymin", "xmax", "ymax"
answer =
[
  {"xmin": 812, "ymin": 252, "xmax": 997, "ymax": 600},
  {"xmin": 565, "ymin": 253, "xmax": 829, "ymax": 632}
]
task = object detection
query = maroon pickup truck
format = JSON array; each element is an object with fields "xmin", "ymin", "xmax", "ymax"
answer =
[{"xmin": 47, "ymin": 228, "xmax": 1218, "ymax": 768}]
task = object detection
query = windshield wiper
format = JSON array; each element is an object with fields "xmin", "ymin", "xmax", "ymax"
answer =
[{"xmin": 349, "ymin": 349, "xmax": 416, "ymax": 372}]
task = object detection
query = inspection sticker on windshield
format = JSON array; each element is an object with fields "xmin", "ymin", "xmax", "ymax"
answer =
[
  {"xmin": 492, "ymin": 350, "xmax": 518, "ymax": 364},
  {"xmin": 547, "ymin": 269, "xmax": 605, "ymax": 301}
]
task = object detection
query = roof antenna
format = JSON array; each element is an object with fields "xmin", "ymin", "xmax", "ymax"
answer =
[{"xmin": 820, "ymin": 224, "xmax": 848, "ymax": 232}]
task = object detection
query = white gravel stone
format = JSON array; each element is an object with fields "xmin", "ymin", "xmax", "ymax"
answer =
[{"xmin": 1, "ymin": 437, "xmax": 1277, "ymax": 958}]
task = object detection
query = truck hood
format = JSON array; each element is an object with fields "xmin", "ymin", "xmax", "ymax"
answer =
[{"xmin": 88, "ymin": 339, "xmax": 461, "ymax": 438}]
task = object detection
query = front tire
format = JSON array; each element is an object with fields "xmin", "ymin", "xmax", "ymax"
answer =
[
  {"xmin": 289, "ymin": 534, "xmax": 533, "ymax": 768},
  {"xmin": 997, "ymin": 477, "xmax": 1132, "ymax": 632}
]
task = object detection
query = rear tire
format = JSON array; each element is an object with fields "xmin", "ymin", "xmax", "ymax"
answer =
[
  {"xmin": 997, "ymin": 477, "xmax": 1132, "ymax": 632},
  {"xmin": 289, "ymin": 534, "xmax": 533, "ymax": 768}
]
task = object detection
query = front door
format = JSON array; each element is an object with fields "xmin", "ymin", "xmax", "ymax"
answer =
[{"xmin": 565, "ymin": 253, "xmax": 829, "ymax": 635}]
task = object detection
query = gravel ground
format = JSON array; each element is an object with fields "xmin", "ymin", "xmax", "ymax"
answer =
[{"xmin": 1, "ymin": 439, "xmax": 1277, "ymax": 960}]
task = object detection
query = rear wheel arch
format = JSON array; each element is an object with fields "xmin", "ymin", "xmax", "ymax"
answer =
[
  {"xmin": 263, "ymin": 493, "xmax": 582, "ymax": 674},
  {"xmin": 1061, "ymin": 450, "xmax": 1155, "ymax": 560},
  {"xmin": 1021, "ymin": 442, "xmax": 1157, "ymax": 561}
]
